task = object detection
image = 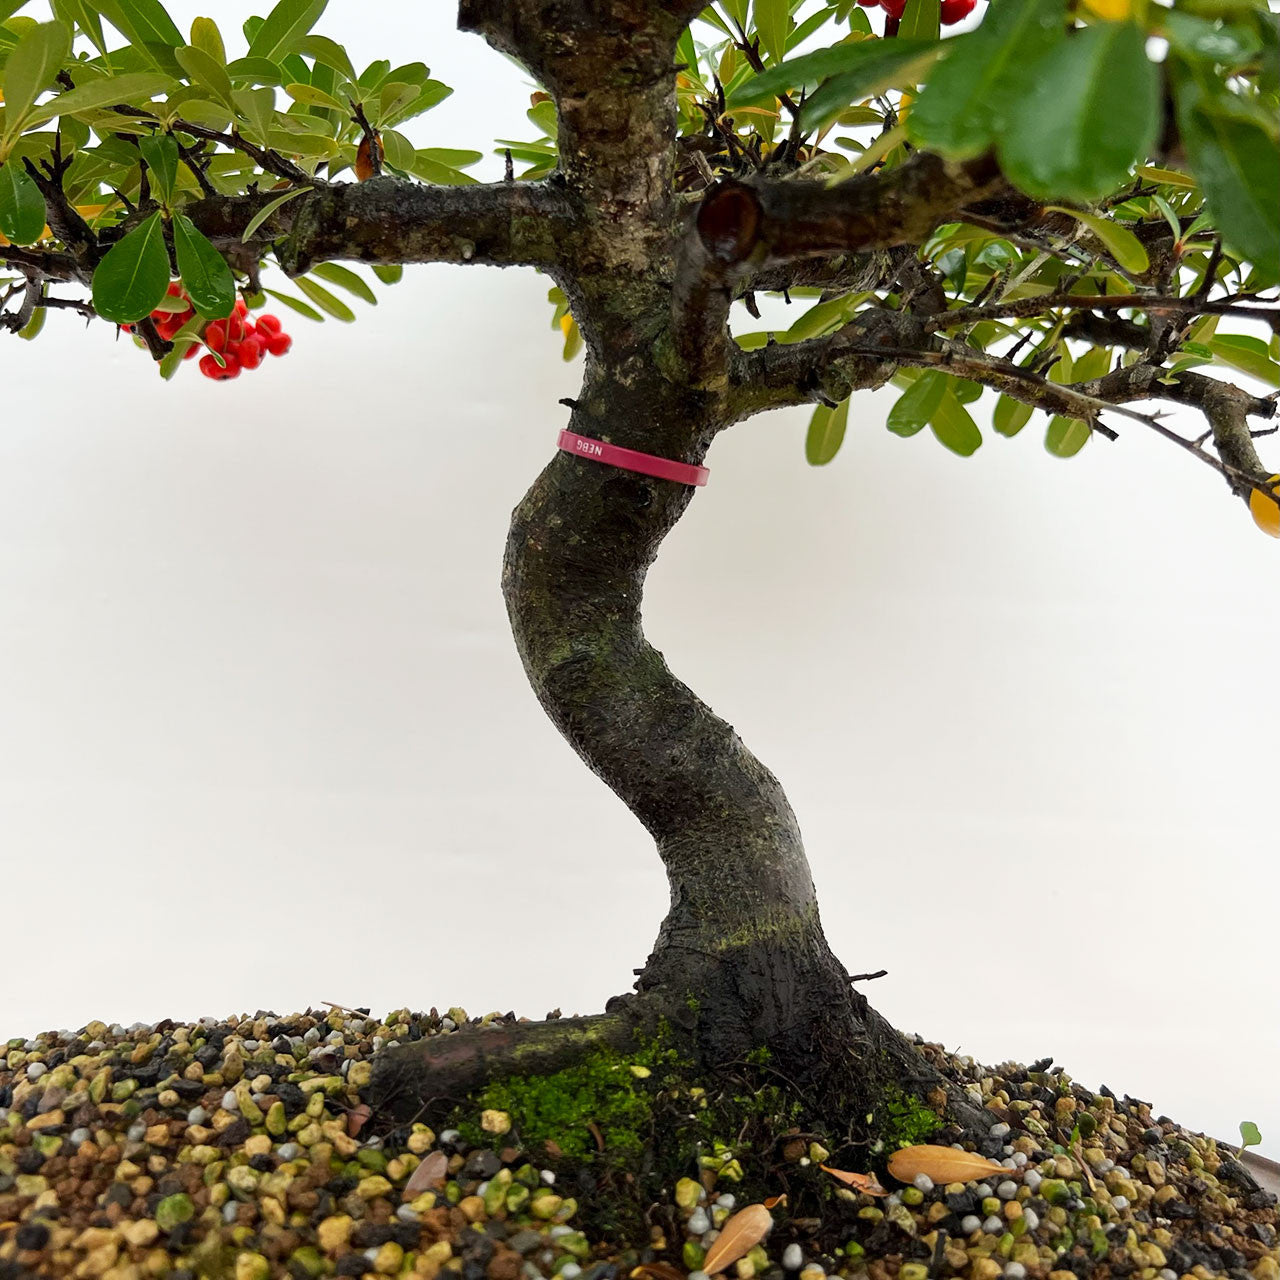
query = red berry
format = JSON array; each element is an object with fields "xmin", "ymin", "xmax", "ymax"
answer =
[
  {"xmin": 266, "ymin": 332, "xmax": 292, "ymax": 357},
  {"xmin": 940, "ymin": 0, "xmax": 975, "ymax": 22},
  {"xmin": 255, "ymin": 313, "xmax": 283, "ymax": 337},
  {"xmin": 234, "ymin": 299, "xmax": 248, "ymax": 316},
  {"xmin": 238, "ymin": 337, "xmax": 265, "ymax": 369},
  {"xmin": 221, "ymin": 355, "xmax": 241, "ymax": 378},
  {"xmin": 205, "ymin": 321, "xmax": 228, "ymax": 352},
  {"xmin": 880, "ymin": 0, "xmax": 907, "ymax": 15},
  {"xmin": 183, "ymin": 343, "xmax": 200, "ymax": 360},
  {"xmin": 857, "ymin": 0, "xmax": 879, "ymax": 6},
  {"xmin": 199, "ymin": 354, "xmax": 223, "ymax": 379},
  {"xmin": 166, "ymin": 281, "xmax": 185, "ymax": 297}
]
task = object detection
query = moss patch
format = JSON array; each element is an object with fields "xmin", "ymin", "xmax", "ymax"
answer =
[{"xmin": 874, "ymin": 1082, "xmax": 943, "ymax": 1149}]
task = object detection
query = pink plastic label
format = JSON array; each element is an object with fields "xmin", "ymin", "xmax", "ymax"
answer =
[{"xmin": 557, "ymin": 430, "xmax": 709, "ymax": 487}]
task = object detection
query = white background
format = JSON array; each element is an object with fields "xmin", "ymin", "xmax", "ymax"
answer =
[{"xmin": 2, "ymin": 2, "xmax": 1277, "ymax": 1160}]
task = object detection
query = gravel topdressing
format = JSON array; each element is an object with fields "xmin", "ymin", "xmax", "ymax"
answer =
[{"xmin": 0, "ymin": 1007, "xmax": 1275, "ymax": 1280}]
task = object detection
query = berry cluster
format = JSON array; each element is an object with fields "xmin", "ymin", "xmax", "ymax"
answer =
[
  {"xmin": 859, "ymin": 0, "xmax": 975, "ymax": 21},
  {"xmin": 197, "ymin": 300, "xmax": 292, "ymax": 381},
  {"xmin": 128, "ymin": 284, "xmax": 293, "ymax": 381}
]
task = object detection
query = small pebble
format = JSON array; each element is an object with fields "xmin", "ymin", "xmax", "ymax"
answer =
[
  {"xmin": 187, "ymin": 1106, "xmax": 208, "ymax": 1125},
  {"xmin": 913, "ymin": 1173, "xmax": 934, "ymax": 1193},
  {"xmin": 25, "ymin": 1063, "xmax": 47, "ymax": 1081},
  {"xmin": 996, "ymin": 1180, "xmax": 1018, "ymax": 1200},
  {"xmin": 1004, "ymin": 1264, "xmax": 1025, "ymax": 1279},
  {"xmin": 715, "ymin": 1192, "xmax": 735, "ymax": 1209},
  {"xmin": 961, "ymin": 1216, "xmax": 982, "ymax": 1234},
  {"xmin": 687, "ymin": 1209, "xmax": 710, "ymax": 1235},
  {"xmin": 221, "ymin": 1089, "xmax": 239, "ymax": 1112},
  {"xmin": 989, "ymin": 1122, "xmax": 1010, "ymax": 1138},
  {"xmin": 1111, "ymin": 1194, "xmax": 1129, "ymax": 1210},
  {"xmin": 1022, "ymin": 1170, "xmax": 1041, "ymax": 1191},
  {"xmin": 782, "ymin": 1244, "xmax": 804, "ymax": 1270},
  {"xmin": 982, "ymin": 1216, "xmax": 1003, "ymax": 1234}
]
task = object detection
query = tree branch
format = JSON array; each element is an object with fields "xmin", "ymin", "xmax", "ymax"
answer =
[{"xmin": 177, "ymin": 177, "xmax": 573, "ymax": 275}]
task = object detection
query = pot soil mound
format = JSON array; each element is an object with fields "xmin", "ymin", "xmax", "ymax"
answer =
[{"xmin": 0, "ymin": 1007, "xmax": 1274, "ymax": 1280}]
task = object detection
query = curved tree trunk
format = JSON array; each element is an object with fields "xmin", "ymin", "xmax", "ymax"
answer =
[{"xmin": 498, "ymin": 361, "xmax": 924, "ymax": 1110}]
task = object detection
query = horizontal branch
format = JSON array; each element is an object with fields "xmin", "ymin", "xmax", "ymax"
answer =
[
  {"xmin": 181, "ymin": 177, "xmax": 573, "ymax": 275},
  {"xmin": 927, "ymin": 290, "xmax": 1280, "ymax": 334},
  {"xmin": 694, "ymin": 153, "xmax": 1005, "ymax": 270}
]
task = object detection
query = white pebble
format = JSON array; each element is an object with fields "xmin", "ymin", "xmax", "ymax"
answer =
[
  {"xmin": 396, "ymin": 1205, "xmax": 420, "ymax": 1223},
  {"xmin": 1159, "ymin": 1271, "xmax": 1178, "ymax": 1280},
  {"xmin": 439, "ymin": 1129, "xmax": 460, "ymax": 1145},
  {"xmin": 1023, "ymin": 1170, "xmax": 1041, "ymax": 1191},
  {"xmin": 277, "ymin": 1143, "xmax": 301, "ymax": 1161},
  {"xmin": 69, "ymin": 1127, "xmax": 90, "ymax": 1146},
  {"xmin": 982, "ymin": 1216, "xmax": 1004, "ymax": 1234},
  {"xmin": 221, "ymin": 1090, "xmax": 239, "ymax": 1112},
  {"xmin": 975, "ymin": 1183, "xmax": 993, "ymax": 1198},
  {"xmin": 782, "ymin": 1244, "xmax": 804, "ymax": 1270},
  {"xmin": 540, "ymin": 1169, "xmax": 556, "ymax": 1185},
  {"xmin": 303, "ymin": 1028, "xmax": 321, "ymax": 1045},
  {"xmin": 715, "ymin": 1192, "xmax": 735, "ymax": 1209},
  {"xmin": 1011, "ymin": 1152, "xmax": 1027, "ymax": 1167},
  {"xmin": 1111, "ymin": 1194, "xmax": 1129, "ymax": 1210},
  {"xmin": 26, "ymin": 1062, "xmax": 47, "ymax": 1081},
  {"xmin": 1004, "ymin": 1264, "xmax": 1026, "ymax": 1279},
  {"xmin": 688, "ymin": 1273, "xmax": 710, "ymax": 1280},
  {"xmin": 548, "ymin": 1225, "xmax": 574, "ymax": 1239},
  {"xmin": 559, "ymin": 1263, "xmax": 582, "ymax": 1279},
  {"xmin": 1022, "ymin": 1209, "xmax": 1039, "ymax": 1232},
  {"xmin": 187, "ymin": 1107, "xmax": 208, "ymax": 1125},
  {"xmin": 913, "ymin": 1173, "xmax": 934, "ymax": 1193},
  {"xmin": 961, "ymin": 1215, "xmax": 982, "ymax": 1234},
  {"xmin": 127, "ymin": 1122, "xmax": 147, "ymax": 1143},
  {"xmin": 989, "ymin": 1122, "xmax": 1010, "ymax": 1138},
  {"xmin": 1097, "ymin": 1158, "xmax": 1114, "ymax": 1173},
  {"xmin": 687, "ymin": 1208, "xmax": 710, "ymax": 1235},
  {"xmin": 997, "ymin": 1180, "xmax": 1018, "ymax": 1200},
  {"xmin": 222, "ymin": 1202, "xmax": 238, "ymax": 1223}
]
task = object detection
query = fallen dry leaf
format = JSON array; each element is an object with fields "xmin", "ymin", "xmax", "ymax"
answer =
[
  {"xmin": 702, "ymin": 1203, "xmax": 773, "ymax": 1276},
  {"xmin": 346, "ymin": 1103, "xmax": 372, "ymax": 1138},
  {"xmin": 630, "ymin": 1265, "xmax": 685, "ymax": 1280},
  {"xmin": 820, "ymin": 1165, "xmax": 888, "ymax": 1195},
  {"xmin": 887, "ymin": 1144, "xmax": 1011, "ymax": 1185},
  {"xmin": 401, "ymin": 1149, "xmax": 448, "ymax": 1200}
]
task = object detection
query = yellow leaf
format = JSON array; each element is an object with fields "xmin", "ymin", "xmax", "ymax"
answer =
[
  {"xmin": 702, "ymin": 1204, "xmax": 773, "ymax": 1276},
  {"xmin": 1081, "ymin": 0, "xmax": 1131, "ymax": 18},
  {"xmin": 559, "ymin": 313, "xmax": 573, "ymax": 337},
  {"xmin": 886, "ymin": 1144, "xmax": 1011, "ymax": 1185},
  {"xmin": 1249, "ymin": 475, "xmax": 1280, "ymax": 539}
]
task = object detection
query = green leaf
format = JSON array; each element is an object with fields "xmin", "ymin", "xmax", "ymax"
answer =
[
  {"xmin": 310, "ymin": 261, "xmax": 375, "ymax": 304},
  {"xmin": 379, "ymin": 127, "xmax": 415, "ymax": 171},
  {"xmin": 1175, "ymin": 76, "xmax": 1280, "ymax": 282},
  {"xmin": 806, "ymin": 397, "xmax": 850, "ymax": 465},
  {"xmin": 899, "ymin": 0, "xmax": 940, "ymax": 42},
  {"xmin": 295, "ymin": 274, "xmax": 354, "ymax": 321},
  {"xmin": 1164, "ymin": 12, "xmax": 1260, "ymax": 66},
  {"xmin": 1209, "ymin": 334, "xmax": 1280, "ymax": 386},
  {"xmin": 137, "ymin": 131, "xmax": 178, "ymax": 203},
  {"xmin": 1043, "ymin": 206, "xmax": 1149, "ymax": 274},
  {"xmin": 25, "ymin": 71, "xmax": 176, "ymax": 128},
  {"xmin": 0, "ymin": 20, "xmax": 71, "ymax": 142},
  {"xmin": 907, "ymin": 0, "xmax": 1065, "ymax": 159},
  {"xmin": 285, "ymin": 80, "xmax": 344, "ymax": 110},
  {"xmin": 754, "ymin": 0, "xmax": 790, "ymax": 66},
  {"xmin": 262, "ymin": 284, "xmax": 323, "ymax": 321},
  {"xmin": 95, "ymin": 0, "xmax": 182, "ymax": 48},
  {"xmin": 298, "ymin": 34, "xmax": 357, "ymax": 85},
  {"xmin": 232, "ymin": 85, "xmax": 276, "ymax": 143},
  {"xmin": 992, "ymin": 393, "xmax": 1033, "ymax": 437},
  {"xmin": 189, "ymin": 15, "xmax": 226, "ymax": 65},
  {"xmin": 248, "ymin": 0, "xmax": 328, "ymax": 63},
  {"xmin": 240, "ymin": 185, "xmax": 309, "ymax": 242},
  {"xmin": 734, "ymin": 36, "xmax": 936, "ymax": 108},
  {"xmin": 1239, "ymin": 1121, "xmax": 1262, "ymax": 1150},
  {"xmin": 226, "ymin": 57, "xmax": 287, "ymax": 86},
  {"xmin": 1135, "ymin": 165, "xmax": 1198, "ymax": 190},
  {"xmin": 18, "ymin": 300, "xmax": 45, "ymax": 339},
  {"xmin": 998, "ymin": 22, "xmax": 1159, "ymax": 202},
  {"xmin": 1045, "ymin": 414, "xmax": 1090, "ymax": 457},
  {"xmin": 887, "ymin": 369, "xmax": 946, "ymax": 436},
  {"xmin": 0, "ymin": 160, "xmax": 47, "ymax": 244},
  {"xmin": 51, "ymin": 0, "xmax": 106, "ymax": 55},
  {"xmin": 91, "ymin": 210, "xmax": 170, "ymax": 324},
  {"xmin": 177, "ymin": 43, "xmax": 235, "ymax": 110},
  {"xmin": 930, "ymin": 389, "xmax": 982, "ymax": 456},
  {"xmin": 172, "ymin": 213, "xmax": 235, "ymax": 319},
  {"xmin": 371, "ymin": 264, "xmax": 402, "ymax": 285}
]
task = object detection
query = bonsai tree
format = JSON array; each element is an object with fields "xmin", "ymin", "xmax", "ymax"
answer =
[{"xmin": 2, "ymin": 0, "xmax": 1277, "ymax": 1140}]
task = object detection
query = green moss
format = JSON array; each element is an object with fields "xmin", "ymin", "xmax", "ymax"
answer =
[
  {"xmin": 455, "ymin": 1033, "xmax": 684, "ymax": 1162},
  {"xmin": 875, "ymin": 1082, "xmax": 942, "ymax": 1148}
]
